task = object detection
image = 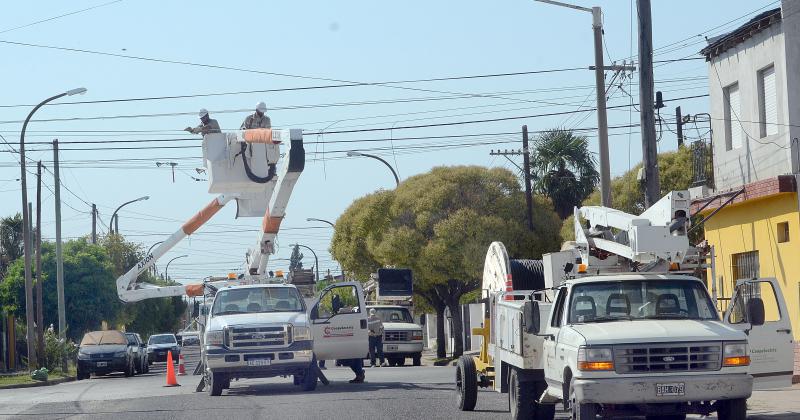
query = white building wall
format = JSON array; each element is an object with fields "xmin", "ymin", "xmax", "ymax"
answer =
[
  {"xmin": 708, "ymin": 22, "xmax": 793, "ymax": 191},
  {"xmin": 781, "ymin": 0, "xmax": 800, "ymax": 172}
]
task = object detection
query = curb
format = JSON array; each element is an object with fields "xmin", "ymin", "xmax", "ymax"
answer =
[{"xmin": 0, "ymin": 376, "xmax": 75, "ymax": 390}]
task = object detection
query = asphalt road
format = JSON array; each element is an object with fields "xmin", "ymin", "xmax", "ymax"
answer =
[{"xmin": 0, "ymin": 347, "xmax": 798, "ymax": 419}]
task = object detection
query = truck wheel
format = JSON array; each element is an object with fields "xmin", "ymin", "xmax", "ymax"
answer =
[
  {"xmin": 76, "ymin": 366, "xmax": 87, "ymax": 380},
  {"xmin": 646, "ymin": 416, "xmax": 685, "ymax": 420},
  {"xmin": 124, "ymin": 359, "xmax": 134, "ymax": 377},
  {"xmin": 301, "ymin": 366, "xmax": 318, "ymax": 391},
  {"xmin": 412, "ymin": 354, "xmax": 422, "ymax": 366},
  {"xmin": 508, "ymin": 369, "xmax": 531, "ymax": 420},
  {"xmin": 569, "ymin": 380, "xmax": 598, "ymax": 420},
  {"xmin": 396, "ymin": 358, "xmax": 406, "ymax": 367},
  {"xmin": 456, "ymin": 355, "xmax": 478, "ymax": 411},
  {"xmin": 717, "ymin": 398, "xmax": 746, "ymax": 420},
  {"xmin": 207, "ymin": 371, "xmax": 223, "ymax": 396}
]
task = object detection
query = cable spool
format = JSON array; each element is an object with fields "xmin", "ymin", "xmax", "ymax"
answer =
[{"xmin": 509, "ymin": 259, "xmax": 545, "ymax": 291}]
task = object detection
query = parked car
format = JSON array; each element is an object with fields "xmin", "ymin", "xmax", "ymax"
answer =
[
  {"xmin": 125, "ymin": 332, "xmax": 149, "ymax": 374},
  {"xmin": 147, "ymin": 333, "xmax": 181, "ymax": 364},
  {"xmin": 177, "ymin": 330, "xmax": 200, "ymax": 346},
  {"xmin": 76, "ymin": 330, "xmax": 136, "ymax": 379}
]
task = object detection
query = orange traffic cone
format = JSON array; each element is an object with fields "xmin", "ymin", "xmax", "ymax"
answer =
[
  {"xmin": 178, "ymin": 354, "xmax": 186, "ymax": 376},
  {"xmin": 164, "ymin": 351, "xmax": 180, "ymax": 387}
]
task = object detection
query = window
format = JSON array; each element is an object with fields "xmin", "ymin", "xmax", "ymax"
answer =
[
  {"xmin": 212, "ymin": 287, "xmax": 304, "ymax": 315},
  {"xmin": 316, "ymin": 285, "xmax": 361, "ymax": 318},
  {"xmin": 724, "ymin": 83, "xmax": 742, "ymax": 150},
  {"xmin": 758, "ymin": 65, "xmax": 778, "ymax": 137},
  {"xmin": 728, "ymin": 280, "xmax": 781, "ymax": 324},
  {"xmin": 551, "ymin": 288, "xmax": 567, "ymax": 327},
  {"xmin": 778, "ymin": 221, "xmax": 790, "ymax": 243},
  {"xmin": 372, "ymin": 307, "xmax": 413, "ymax": 323},
  {"xmin": 732, "ymin": 251, "xmax": 759, "ymax": 280}
]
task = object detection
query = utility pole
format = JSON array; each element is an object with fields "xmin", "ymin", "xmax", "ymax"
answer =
[
  {"xmin": 35, "ymin": 162, "xmax": 44, "ymax": 366},
  {"xmin": 25, "ymin": 201, "xmax": 35, "ymax": 368},
  {"xmin": 521, "ymin": 126, "xmax": 534, "ymax": 231},
  {"xmin": 91, "ymin": 204, "xmax": 97, "ymax": 244},
  {"xmin": 53, "ymin": 140, "xmax": 67, "ymax": 372},
  {"xmin": 638, "ymin": 0, "xmax": 661, "ymax": 207},
  {"xmin": 591, "ymin": 7, "xmax": 611, "ymax": 207},
  {"xmin": 675, "ymin": 106, "xmax": 684, "ymax": 147}
]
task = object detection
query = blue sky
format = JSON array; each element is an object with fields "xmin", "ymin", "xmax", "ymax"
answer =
[{"xmin": 0, "ymin": 0, "xmax": 780, "ymax": 283}]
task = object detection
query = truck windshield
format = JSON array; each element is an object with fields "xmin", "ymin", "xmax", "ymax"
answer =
[
  {"xmin": 148, "ymin": 335, "xmax": 176, "ymax": 345},
  {"xmin": 568, "ymin": 280, "xmax": 718, "ymax": 324},
  {"xmin": 372, "ymin": 307, "xmax": 413, "ymax": 323},
  {"xmin": 212, "ymin": 287, "xmax": 304, "ymax": 315}
]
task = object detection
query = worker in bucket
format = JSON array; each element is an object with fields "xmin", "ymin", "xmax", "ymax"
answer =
[
  {"xmin": 241, "ymin": 101, "xmax": 271, "ymax": 129},
  {"xmin": 367, "ymin": 308, "xmax": 387, "ymax": 367},
  {"xmin": 184, "ymin": 108, "xmax": 221, "ymax": 135}
]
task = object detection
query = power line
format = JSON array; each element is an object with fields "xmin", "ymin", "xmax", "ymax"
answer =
[{"xmin": 0, "ymin": 0, "xmax": 123, "ymax": 34}]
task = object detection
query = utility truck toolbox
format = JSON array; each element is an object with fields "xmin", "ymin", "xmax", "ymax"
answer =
[{"xmin": 455, "ymin": 190, "xmax": 794, "ymax": 420}]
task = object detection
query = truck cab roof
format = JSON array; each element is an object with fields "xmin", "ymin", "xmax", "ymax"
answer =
[{"xmin": 565, "ymin": 273, "xmax": 704, "ymax": 286}]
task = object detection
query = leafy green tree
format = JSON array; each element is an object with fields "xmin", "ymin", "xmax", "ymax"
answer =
[
  {"xmin": 530, "ymin": 129, "xmax": 599, "ymax": 219},
  {"xmin": 289, "ymin": 245, "xmax": 304, "ymax": 271},
  {"xmin": 561, "ymin": 146, "xmax": 694, "ymax": 241},
  {"xmin": 331, "ymin": 166, "xmax": 561, "ymax": 357},
  {"xmin": 0, "ymin": 213, "xmax": 23, "ymax": 278}
]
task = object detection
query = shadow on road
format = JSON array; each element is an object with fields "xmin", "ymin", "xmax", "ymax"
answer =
[{"xmin": 223, "ymin": 380, "xmax": 452, "ymax": 397}]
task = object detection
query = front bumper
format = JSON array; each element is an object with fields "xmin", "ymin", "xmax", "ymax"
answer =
[
  {"xmin": 382, "ymin": 341, "xmax": 423, "ymax": 356},
  {"xmin": 148, "ymin": 349, "xmax": 180, "ymax": 362},
  {"xmin": 572, "ymin": 373, "xmax": 753, "ymax": 404},
  {"xmin": 204, "ymin": 340, "xmax": 313, "ymax": 378},
  {"xmin": 77, "ymin": 357, "xmax": 128, "ymax": 373}
]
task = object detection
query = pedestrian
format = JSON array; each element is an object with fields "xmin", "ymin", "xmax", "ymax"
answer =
[
  {"xmin": 241, "ymin": 101, "xmax": 271, "ymax": 129},
  {"xmin": 342, "ymin": 358, "xmax": 365, "ymax": 383},
  {"xmin": 367, "ymin": 308, "xmax": 386, "ymax": 367},
  {"xmin": 184, "ymin": 108, "xmax": 221, "ymax": 135}
]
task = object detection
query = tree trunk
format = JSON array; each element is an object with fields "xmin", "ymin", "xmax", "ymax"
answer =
[
  {"xmin": 445, "ymin": 299, "xmax": 464, "ymax": 358},
  {"xmin": 435, "ymin": 306, "xmax": 446, "ymax": 358}
]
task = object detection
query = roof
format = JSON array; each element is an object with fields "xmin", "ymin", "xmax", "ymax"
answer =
[
  {"xmin": 80, "ymin": 330, "xmax": 127, "ymax": 346},
  {"xmin": 569, "ymin": 273, "xmax": 703, "ymax": 285},
  {"xmin": 691, "ymin": 175, "xmax": 797, "ymax": 214},
  {"xmin": 700, "ymin": 7, "xmax": 782, "ymax": 60}
]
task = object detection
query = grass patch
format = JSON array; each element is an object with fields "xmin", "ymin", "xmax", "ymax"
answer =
[{"xmin": 0, "ymin": 364, "xmax": 76, "ymax": 388}]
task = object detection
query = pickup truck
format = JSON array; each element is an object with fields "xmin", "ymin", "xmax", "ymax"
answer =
[
  {"xmin": 366, "ymin": 305, "xmax": 424, "ymax": 366},
  {"xmin": 202, "ymin": 281, "xmax": 368, "ymax": 396}
]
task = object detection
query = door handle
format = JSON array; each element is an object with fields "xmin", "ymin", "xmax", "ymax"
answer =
[{"xmin": 777, "ymin": 328, "xmax": 792, "ymax": 334}]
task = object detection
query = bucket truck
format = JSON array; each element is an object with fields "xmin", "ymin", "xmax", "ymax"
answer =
[
  {"xmin": 113, "ymin": 128, "xmax": 368, "ymax": 395},
  {"xmin": 457, "ymin": 191, "xmax": 794, "ymax": 420}
]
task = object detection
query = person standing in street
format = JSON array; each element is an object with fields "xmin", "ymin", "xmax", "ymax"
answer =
[
  {"xmin": 367, "ymin": 308, "xmax": 386, "ymax": 367},
  {"xmin": 184, "ymin": 108, "xmax": 220, "ymax": 135},
  {"xmin": 241, "ymin": 101, "xmax": 271, "ymax": 129}
]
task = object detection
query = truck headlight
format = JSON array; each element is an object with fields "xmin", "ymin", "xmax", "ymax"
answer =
[
  {"xmin": 411, "ymin": 330, "xmax": 423, "ymax": 341},
  {"xmin": 723, "ymin": 342, "xmax": 750, "ymax": 367},
  {"xmin": 293, "ymin": 326, "xmax": 311, "ymax": 341},
  {"xmin": 205, "ymin": 330, "xmax": 225, "ymax": 346},
  {"xmin": 578, "ymin": 346, "xmax": 614, "ymax": 371}
]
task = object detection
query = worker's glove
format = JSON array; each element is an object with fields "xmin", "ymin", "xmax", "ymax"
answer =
[{"xmin": 184, "ymin": 127, "xmax": 193, "ymax": 133}]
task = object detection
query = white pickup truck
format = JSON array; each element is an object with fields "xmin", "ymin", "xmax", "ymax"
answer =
[
  {"xmin": 202, "ymin": 281, "xmax": 368, "ymax": 395},
  {"xmin": 457, "ymin": 192, "xmax": 795, "ymax": 420},
  {"xmin": 366, "ymin": 305, "xmax": 424, "ymax": 366}
]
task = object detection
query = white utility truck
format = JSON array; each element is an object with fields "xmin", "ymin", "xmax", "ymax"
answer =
[
  {"xmin": 457, "ymin": 191, "xmax": 794, "ymax": 420},
  {"xmin": 113, "ymin": 128, "xmax": 369, "ymax": 394},
  {"xmin": 364, "ymin": 268, "xmax": 424, "ymax": 366}
]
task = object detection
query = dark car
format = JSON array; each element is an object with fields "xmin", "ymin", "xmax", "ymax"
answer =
[
  {"xmin": 147, "ymin": 333, "xmax": 180, "ymax": 364},
  {"xmin": 125, "ymin": 332, "xmax": 150, "ymax": 374},
  {"xmin": 77, "ymin": 330, "xmax": 136, "ymax": 379}
]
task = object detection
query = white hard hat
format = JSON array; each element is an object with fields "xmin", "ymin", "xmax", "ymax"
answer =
[
  {"xmin": 199, "ymin": 108, "xmax": 209, "ymax": 118},
  {"xmin": 369, "ymin": 308, "xmax": 376, "ymax": 315},
  {"xmin": 256, "ymin": 101, "xmax": 267, "ymax": 113}
]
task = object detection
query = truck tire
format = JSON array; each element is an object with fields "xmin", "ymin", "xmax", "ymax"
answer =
[
  {"xmin": 76, "ymin": 366, "xmax": 88, "ymax": 380},
  {"xmin": 396, "ymin": 358, "xmax": 406, "ymax": 367},
  {"xmin": 646, "ymin": 415, "xmax": 686, "ymax": 420},
  {"xmin": 301, "ymin": 365, "xmax": 318, "ymax": 391},
  {"xmin": 456, "ymin": 355, "xmax": 478, "ymax": 411},
  {"xmin": 207, "ymin": 371, "xmax": 223, "ymax": 396},
  {"xmin": 509, "ymin": 259, "xmax": 545, "ymax": 291},
  {"xmin": 124, "ymin": 359, "xmax": 134, "ymax": 377},
  {"xmin": 412, "ymin": 354, "xmax": 422, "ymax": 366},
  {"xmin": 508, "ymin": 369, "xmax": 555, "ymax": 420},
  {"xmin": 717, "ymin": 398, "xmax": 746, "ymax": 420},
  {"xmin": 569, "ymin": 380, "xmax": 598, "ymax": 420}
]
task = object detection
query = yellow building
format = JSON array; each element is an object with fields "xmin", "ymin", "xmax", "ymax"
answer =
[{"xmin": 695, "ymin": 4, "xmax": 800, "ymax": 378}]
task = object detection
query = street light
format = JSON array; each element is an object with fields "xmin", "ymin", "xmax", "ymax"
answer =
[
  {"xmin": 147, "ymin": 240, "xmax": 165, "ymax": 276},
  {"xmin": 306, "ymin": 217, "xmax": 335, "ymax": 228},
  {"xmin": 294, "ymin": 244, "xmax": 319, "ymax": 285},
  {"xmin": 346, "ymin": 151, "xmax": 400, "ymax": 187},
  {"xmin": 19, "ymin": 87, "xmax": 86, "ymax": 370},
  {"xmin": 164, "ymin": 254, "xmax": 188, "ymax": 282},
  {"xmin": 110, "ymin": 195, "xmax": 150, "ymax": 234}
]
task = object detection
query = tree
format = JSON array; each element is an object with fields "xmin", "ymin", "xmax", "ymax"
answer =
[
  {"xmin": 289, "ymin": 244, "xmax": 304, "ymax": 271},
  {"xmin": 530, "ymin": 129, "xmax": 599, "ymax": 219},
  {"xmin": 0, "ymin": 213, "xmax": 23, "ymax": 278},
  {"xmin": 331, "ymin": 166, "xmax": 562, "ymax": 357},
  {"xmin": 561, "ymin": 146, "xmax": 694, "ymax": 241}
]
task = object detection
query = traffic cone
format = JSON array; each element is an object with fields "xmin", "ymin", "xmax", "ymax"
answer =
[
  {"xmin": 178, "ymin": 354, "xmax": 186, "ymax": 376},
  {"xmin": 164, "ymin": 351, "xmax": 180, "ymax": 387}
]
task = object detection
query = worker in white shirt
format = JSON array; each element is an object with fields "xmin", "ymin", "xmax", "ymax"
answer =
[
  {"xmin": 241, "ymin": 102, "xmax": 271, "ymax": 129},
  {"xmin": 184, "ymin": 108, "xmax": 220, "ymax": 135}
]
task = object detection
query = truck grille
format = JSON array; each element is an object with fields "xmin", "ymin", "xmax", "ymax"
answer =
[
  {"xmin": 384, "ymin": 331, "xmax": 410, "ymax": 342},
  {"xmin": 614, "ymin": 342, "xmax": 722, "ymax": 374},
  {"xmin": 228, "ymin": 325, "xmax": 288, "ymax": 349}
]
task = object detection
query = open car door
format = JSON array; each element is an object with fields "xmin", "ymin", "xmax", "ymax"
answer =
[
  {"xmin": 309, "ymin": 282, "xmax": 368, "ymax": 361},
  {"xmin": 723, "ymin": 277, "xmax": 794, "ymax": 390}
]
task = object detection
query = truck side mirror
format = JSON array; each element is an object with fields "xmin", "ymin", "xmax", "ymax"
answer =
[
  {"xmin": 747, "ymin": 297, "xmax": 766, "ymax": 326},
  {"xmin": 523, "ymin": 301, "xmax": 541, "ymax": 334},
  {"xmin": 310, "ymin": 306, "xmax": 319, "ymax": 320}
]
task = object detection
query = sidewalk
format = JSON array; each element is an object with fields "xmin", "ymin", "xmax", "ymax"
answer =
[{"xmin": 746, "ymin": 384, "xmax": 800, "ymax": 419}]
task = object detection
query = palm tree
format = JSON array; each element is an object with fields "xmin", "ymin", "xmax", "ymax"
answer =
[{"xmin": 530, "ymin": 129, "xmax": 599, "ymax": 219}]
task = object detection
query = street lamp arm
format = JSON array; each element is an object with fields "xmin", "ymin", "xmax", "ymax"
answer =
[
  {"xmin": 306, "ymin": 218, "xmax": 335, "ymax": 228},
  {"xmin": 533, "ymin": 0, "xmax": 592, "ymax": 13},
  {"xmin": 350, "ymin": 152, "xmax": 400, "ymax": 186},
  {"xmin": 295, "ymin": 244, "xmax": 320, "ymax": 283},
  {"xmin": 110, "ymin": 195, "xmax": 150, "ymax": 234}
]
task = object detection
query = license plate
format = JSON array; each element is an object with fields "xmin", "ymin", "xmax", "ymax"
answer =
[
  {"xmin": 246, "ymin": 359, "xmax": 271, "ymax": 367},
  {"xmin": 96, "ymin": 361, "xmax": 107, "ymax": 367},
  {"xmin": 656, "ymin": 383, "xmax": 685, "ymax": 396},
  {"xmin": 387, "ymin": 345, "xmax": 398, "ymax": 351},
  {"xmin": 157, "ymin": 352, "xmax": 164, "ymax": 356}
]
